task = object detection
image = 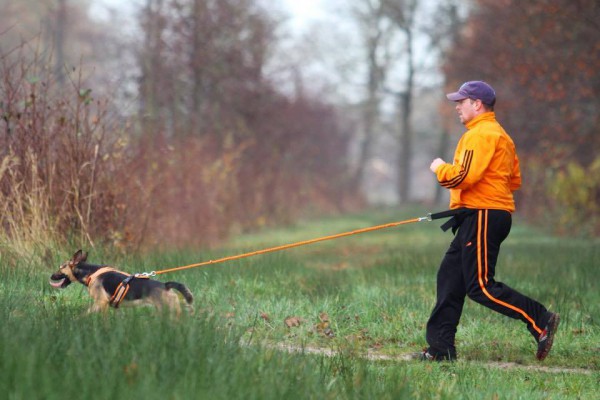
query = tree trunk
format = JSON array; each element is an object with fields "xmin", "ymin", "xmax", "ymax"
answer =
[
  {"xmin": 54, "ymin": 0, "xmax": 67, "ymax": 85},
  {"xmin": 138, "ymin": 0, "xmax": 165, "ymax": 137},
  {"xmin": 397, "ymin": 28, "xmax": 414, "ymax": 204},
  {"xmin": 351, "ymin": 0, "xmax": 390, "ymax": 192}
]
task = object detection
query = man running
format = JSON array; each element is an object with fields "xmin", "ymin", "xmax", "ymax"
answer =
[{"xmin": 423, "ymin": 81, "xmax": 559, "ymax": 361}]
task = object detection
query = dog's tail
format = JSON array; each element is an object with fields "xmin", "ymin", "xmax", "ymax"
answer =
[{"xmin": 165, "ymin": 282, "xmax": 194, "ymax": 305}]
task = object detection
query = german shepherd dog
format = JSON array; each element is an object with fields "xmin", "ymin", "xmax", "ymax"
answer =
[{"xmin": 49, "ymin": 250, "xmax": 193, "ymax": 315}]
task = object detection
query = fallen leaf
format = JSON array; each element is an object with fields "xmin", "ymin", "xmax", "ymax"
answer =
[
  {"xmin": 315, "ymin": 321, "xmax": 329, "ymax": 330},
  {"xmin": 370, "ymin": 341, "xmax": 383, "ymax": 350},
  {"xmin": 284, "ymin": 316, "xmax": 302, "ymax": 327},
  {"xmin": 314, "ymin": 321, "xmax": 335, "ymax": 338}
]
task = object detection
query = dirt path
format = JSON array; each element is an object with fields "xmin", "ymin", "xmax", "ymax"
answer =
[{"xmin": 270, "ymin": 343, "xmax": 596, "ymax": 376}]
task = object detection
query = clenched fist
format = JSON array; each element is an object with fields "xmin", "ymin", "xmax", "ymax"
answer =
[{"xmin": 430, "ymin": 158, "xmax": 445, "ymax": 173}]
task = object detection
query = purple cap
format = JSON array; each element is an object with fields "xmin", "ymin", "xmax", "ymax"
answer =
[{"xmin": 446, "ymin": 81, "xmax": 496, "ymax": 106}]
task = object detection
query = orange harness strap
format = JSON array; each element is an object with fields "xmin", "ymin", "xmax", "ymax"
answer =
[
  {"xmin": 109, "ymin": 281, "xmax": 131, "ymax": 307},
  {"xmin": 109, "ymin": 275, "xmax": 150, "ymax": 308},
  {"xmin": 85, "ymin": 267, "xmax": 119, "ymax": 287}
]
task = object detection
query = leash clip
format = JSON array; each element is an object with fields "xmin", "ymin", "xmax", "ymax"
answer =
[
  {"xmin": 418, "ymin": 214, "xmax": 433, "ymax": 222},
  {"xmin": 135, "ymin": 271, "xmax": 156, "ymax": 278}
]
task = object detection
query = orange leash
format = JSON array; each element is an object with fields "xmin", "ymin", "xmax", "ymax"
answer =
[{"xmin": 143, "ymin": 215, "xmax": 432, "ymax": 277}]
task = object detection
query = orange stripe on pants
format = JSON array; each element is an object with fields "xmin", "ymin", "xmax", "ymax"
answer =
[{"xmin": 476, "ymin": 210, "xmax": 543, "ymax": 335}]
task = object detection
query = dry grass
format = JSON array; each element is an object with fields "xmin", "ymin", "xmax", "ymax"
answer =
[
  {"xmin": 0, "ymin": 40, "xmax": 359, "ymax": 263},
  {"xmin": 0, "ymin": 150, "xmax": 58, "ymax": 266}
]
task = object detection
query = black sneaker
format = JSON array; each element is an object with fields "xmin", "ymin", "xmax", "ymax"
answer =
[
  {"xmin": 416, "ymin": 348, "xmax": 455, "ymax": 362},
  {"xmin": 536, "ymin": 313, "xmax": 560, "ymax": 361}
]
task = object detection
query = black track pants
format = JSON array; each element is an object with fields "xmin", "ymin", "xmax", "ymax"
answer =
[{"xmin": 425, "ymin": 209, "xmax": 551, "ymax": 358}]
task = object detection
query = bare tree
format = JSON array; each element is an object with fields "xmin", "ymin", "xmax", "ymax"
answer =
[
  {"xmin": 350, "ymin": 0, "xmax": 394, "ymax": 189},
  {"xmin": 382, "ymin": 0, "xmax": 418, "ymax": 203},
  {"xmin": 428, "ymin": 0, "xmax": 464, "ymax": 205},
  {"xmin": 138, "ymin": 0, "xmax": 168, "ymax": 136},
  {"xmin": 53, "ymin": 0, "xmax": 67, "ymax": 85}
]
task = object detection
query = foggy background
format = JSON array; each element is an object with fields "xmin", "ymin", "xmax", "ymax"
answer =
[{"xmin": 1, "ymin": 0, "xmax": 598, "ymax": 252}]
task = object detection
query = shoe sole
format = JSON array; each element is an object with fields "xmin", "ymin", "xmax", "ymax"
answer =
[
  {"xmin": 413, "ymin": 351, "xmax": 455, "ymax": 362},
  {"xmin": 537, "ymin": 314, "xmax": 560, "ymax": 361}
]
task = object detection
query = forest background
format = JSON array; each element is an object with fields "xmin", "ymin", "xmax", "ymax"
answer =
[{"xmin": 0, "ymin": 0, "xmax": 598, "ymax": 264}]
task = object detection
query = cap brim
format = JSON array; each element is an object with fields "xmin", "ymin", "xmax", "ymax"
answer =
[{"xmin": 446, "ymin": 92, "xmax": 468, "ymax": 101}]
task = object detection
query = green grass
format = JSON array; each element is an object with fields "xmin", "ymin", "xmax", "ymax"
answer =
[{"xmin": 1, "ymin": 208, "xmax": 599, "ymax": 399}]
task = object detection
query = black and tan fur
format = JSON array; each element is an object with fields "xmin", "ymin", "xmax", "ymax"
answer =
[{"xmin": 50, "ymin": 250, "xmax": 193, "ymax": 315}]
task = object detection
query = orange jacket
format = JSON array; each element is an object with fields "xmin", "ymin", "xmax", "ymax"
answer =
[{"xmin": 435, "ymin": 112, "xmax": 521, "ymax": 212}]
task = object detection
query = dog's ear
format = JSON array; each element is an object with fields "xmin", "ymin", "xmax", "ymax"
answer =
[{"xmin": 72, "ymin": 249, "xmax": 87, "ymax": 264}]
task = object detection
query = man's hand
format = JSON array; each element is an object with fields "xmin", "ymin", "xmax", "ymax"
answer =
[{"xmin": 430, "ymin": 158, "xmax": 445, "ymax": 173}]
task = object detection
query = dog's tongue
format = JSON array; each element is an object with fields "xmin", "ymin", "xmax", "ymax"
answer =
[{"xmin": 49, "ymin": 277, "xmax": 66, "ymax": 288}]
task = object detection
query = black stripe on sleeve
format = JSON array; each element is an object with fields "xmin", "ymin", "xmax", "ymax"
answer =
[{"xmin": 439, "ymin": 150, "xmax": 473, "ymax": 188}]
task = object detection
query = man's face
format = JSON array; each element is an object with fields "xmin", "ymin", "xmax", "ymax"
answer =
[{"xmin": 455, "ymin": 98, "xmax": 478, "ymax": 125}]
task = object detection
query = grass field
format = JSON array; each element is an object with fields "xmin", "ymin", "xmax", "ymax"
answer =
[{"xmin": 1, "ymin": 208, "xmax": 599, "ymax": 399}]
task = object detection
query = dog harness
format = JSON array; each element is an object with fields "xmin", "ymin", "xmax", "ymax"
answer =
[
  {"xmin": 109, "ymin": 275, "xmax": 148, "ymax": 308},
  {"xmin": 85, "ymin": 267, "xmax": 118, "ymax": 287},
  {"xmin": 84, "ymin": 267, "xmax": 148, "ymax": 308}
]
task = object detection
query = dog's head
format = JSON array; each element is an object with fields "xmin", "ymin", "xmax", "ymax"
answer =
[{"xmin": 49, "ymin": 250, "xmax": 88, "ymax": 289}]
